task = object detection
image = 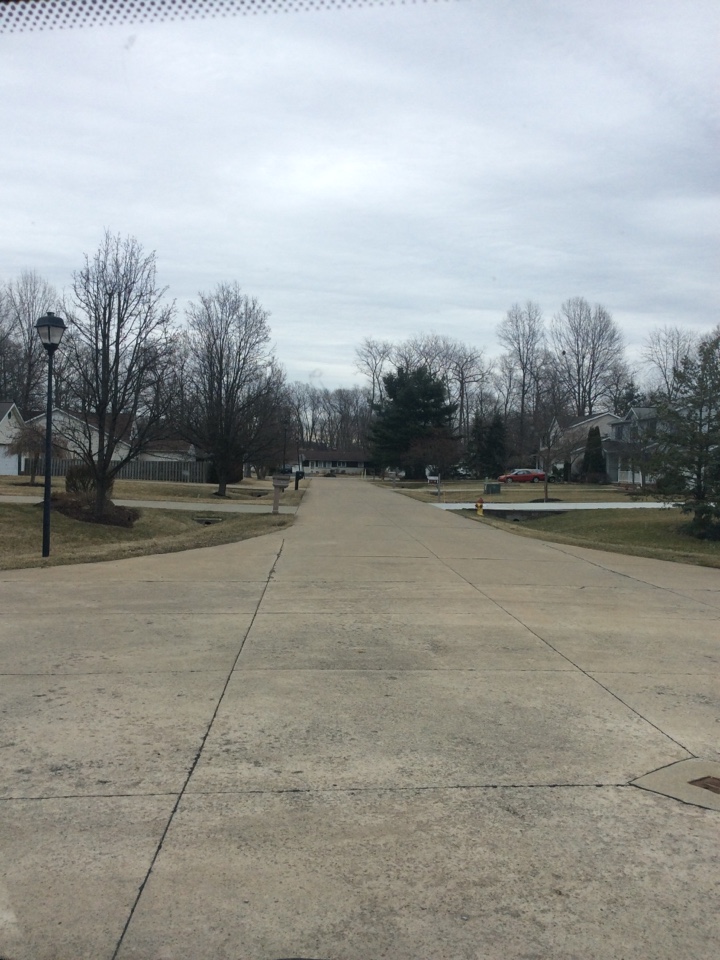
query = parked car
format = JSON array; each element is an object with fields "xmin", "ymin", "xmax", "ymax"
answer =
[{"xmin": 497, "ymin": 468, "xmax": 547, "ymax": 483}]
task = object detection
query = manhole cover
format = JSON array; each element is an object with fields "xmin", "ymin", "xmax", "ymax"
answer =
[{"xmin": 689, "ymin": 775, "xmax": 720, "ymax": 795}]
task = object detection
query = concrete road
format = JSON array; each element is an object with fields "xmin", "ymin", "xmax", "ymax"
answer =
[{"xmin": 1, "ymin": 479, "xmax": 718, "ymax": 960}]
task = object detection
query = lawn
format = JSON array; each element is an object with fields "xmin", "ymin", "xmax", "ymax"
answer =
[
  {"xmin": 390, "ymin": 479, "xmax": 646, "ymax": 505},
  {"xmin": 0, "ymin": 475, "xmax": 307, "ymax": 507},
  {"xmin": 0, "ymin": 502, "xmax": 293, "ymax": 571},
  {"xmin": 465, "ymin": 507, "xmax": 720, "ymax": 568}
]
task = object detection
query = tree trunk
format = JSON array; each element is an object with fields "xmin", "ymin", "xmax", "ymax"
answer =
[{"xmin": 93, "ymin": 478, "xmax": 111, "ymax": 519}]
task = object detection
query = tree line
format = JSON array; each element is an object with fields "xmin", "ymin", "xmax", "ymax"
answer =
[{"xmin": 1, "ymin": 230, "xmax": 717, "ymax": 529}]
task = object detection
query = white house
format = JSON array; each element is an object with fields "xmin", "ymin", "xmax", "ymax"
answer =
[
  {"xmin": 544, "ymin": 411, "xmax": 622, "ymax": 478},
  {"xmin": 0, "ymin": 402, "xmax": 25, "ymax": 475},
  {"xmin": 25, "ymin": 408, "xmax": 133, "ymax": 463},
  {"xmin": 300, "ymin": 448, "xmax": 371, "ymax": 476},
  {"xmin": 604, "ymin": 406, "xmax": 658, "ymax": 485},
  {"xmin": 137, "ymin": 436, "xmax": 196, "ymax": 462}
]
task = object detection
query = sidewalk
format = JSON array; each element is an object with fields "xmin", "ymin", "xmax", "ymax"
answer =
[{"xmin": 1, "ymin": 478, "xmax": 718, "ymax": 960}]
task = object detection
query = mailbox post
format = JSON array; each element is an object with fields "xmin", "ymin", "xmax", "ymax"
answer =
[{"xmin": 271, "ymin": 473, "xmax": 291, "ymax": 514}]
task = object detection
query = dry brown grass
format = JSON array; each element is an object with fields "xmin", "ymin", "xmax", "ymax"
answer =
[
  {"xmin": 0, "ymin": 502, "xmax": 292, "ymax": 571},
  {"xmin": 0, "ymin": 475, "xmax": 307, "ymax": 507}
]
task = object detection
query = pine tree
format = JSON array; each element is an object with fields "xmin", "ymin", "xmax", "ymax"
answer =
[
  {"xmin": 467, "ymin": 413, "xmax": 506, "ymax": 478},
  {"xmin": 581, "ymin": 426, "xmax": 606, "ymax": 480},
  {"xmin": 370, "ymin": 366, "xmax": 458, "ymax": 479}
]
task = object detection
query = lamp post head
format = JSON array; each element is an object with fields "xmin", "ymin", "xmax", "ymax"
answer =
[{"xmin": 35, "ymin": 311, "xmax": 66, "ymax": 351}]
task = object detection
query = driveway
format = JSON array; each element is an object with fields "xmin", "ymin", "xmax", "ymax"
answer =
[{"xmin": 0, "ymin": 478, "xmax": 718, "ymax": 960}]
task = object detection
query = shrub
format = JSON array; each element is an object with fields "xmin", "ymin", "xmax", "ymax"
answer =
[
  {"xmin": 65, "ymin": 463, "xmax": 115, "ymax": 500},
  {"xmin": 681, "ymin": 501, "xmax": 720, "ymax": 540},
  {"xmin": 53, "ymin": 493, "xmax": 139, "ymax": 528}
]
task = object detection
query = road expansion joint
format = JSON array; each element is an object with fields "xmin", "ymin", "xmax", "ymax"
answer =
[
  {"xmin": 541, "ymin": 541, "xmax": 720, "ymax": 613},
  {"xmin": 179, "ymin": 782, "xmax": 631, "ymax": 798},
  {"xmin": 109, "ymin": 538, "xmax": 286, "ymax": 960},
  {"xmin": 370, "ymin": 516, "xmax": 697, "ymax": 761},
  {"xmin": 0, "ymin": 791, "xmax": 179, "ymax": 802}
]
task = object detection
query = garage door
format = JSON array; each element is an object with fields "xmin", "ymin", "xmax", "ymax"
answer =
[{"xmin": 0, "ymin": 446, "xmax": 20, "ymax": 475}]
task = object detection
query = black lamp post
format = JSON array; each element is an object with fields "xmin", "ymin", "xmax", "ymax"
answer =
[{"xmin": 35, "ymin": 311, "xmax": 66, "ymax": 557}]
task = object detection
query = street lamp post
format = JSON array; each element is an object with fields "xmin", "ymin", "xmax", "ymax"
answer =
[{"xmin": 35, "ymin": 311, "xmax": 66, "ymax": 557}]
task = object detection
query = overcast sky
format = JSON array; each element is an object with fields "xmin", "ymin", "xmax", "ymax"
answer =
[{"xmin": 1, "ymin": 0, "xmax": 718, "ymax": 387}]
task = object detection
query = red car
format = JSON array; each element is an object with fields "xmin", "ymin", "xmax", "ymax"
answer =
[{"xmin": 497, "ymin": 468, "xmax": 546, "ymax": 484}]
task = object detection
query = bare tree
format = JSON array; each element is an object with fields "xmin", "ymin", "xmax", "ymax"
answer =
[
  {"xmin": 497, "ymin": 301, "xmax": 545, "ymax": 459},
  {"xmin": 63, "ymin": 231, "xmax": 176, "ymax": 517},
  {"xmin": 285, "ymin": 381, "xmax": 324, "ymax": 446},
  {"xmin": 355, "ymin": 337, "xmax": 393, "ymax": 410},
  {"xmin": 530, "ymin": 351, "xmax": 572, "ymax": 499},
  {"xmin": 387, "ymin": 333, "xmax": 487, "ymax": 446},
  {"xmin": 1, "ymin": 271, "xmax": 58, "ymax": 413},
  {"xmin": 492, "ymin": 353, "xmax": 519, "ymax": 422},
  {"xmin": 642, "ymin": 324, "xmax": 697, "ymax": 403},
  {"xmin": 0, "ymin": 287, "xmax": 13, "ymax": 399},
  {"xmin": 551, "ymin": 297, "xmax": 626, "ymax": 416},
  {"xmin": 178, "ymin": 282, "xmax": 282, "ymax": 496}
]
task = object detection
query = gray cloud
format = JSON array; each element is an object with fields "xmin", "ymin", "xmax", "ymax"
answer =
[{"xmin": 1, "ymin": 0, "xmax": 717, "ymax": 385}]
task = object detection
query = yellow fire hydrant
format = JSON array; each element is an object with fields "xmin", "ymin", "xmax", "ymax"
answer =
[{"xmin": 475, "ymin": 497, "xmax": 484, "ymax": 516}]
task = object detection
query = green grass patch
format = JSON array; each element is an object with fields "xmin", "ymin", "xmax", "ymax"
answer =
[
  {"xmin": 391, "ymin": 480, "xmax": 641, "ymax": 505},
  {"xmin": 465, "ymin": 507, "xmax": 720, "ymax": 568},
  {"xmin": 0, "ymin": 503, "xmax": 292, "ymax": 571}
]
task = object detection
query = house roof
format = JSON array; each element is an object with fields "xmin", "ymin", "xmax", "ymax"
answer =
[
  {"xmin": 0, "ymin": 401, "xmax": 16, "ymax": 421},
  {"xmin": 561, "ymin": 411, "xmax": 621, "ymax": 429},
  {"xmin": 301, "ymin": 448, "xmax": 370, "ymax": 461},
  {"xmin": 625, "ymin": 406, "xmax": 657, "ymax": 420},
  {"xmin": 143, "ymin": 436, "xmax": 193, "ymax": 454},
  {"xmin": 26, "ymin": 407, "xmax": 134, "ymax": 442}
]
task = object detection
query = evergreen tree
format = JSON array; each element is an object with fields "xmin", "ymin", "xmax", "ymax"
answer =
[
  {"xmin": 370, "ymin": 366, "xmax": 458, "ymax": 479},
  {"xmin": 651, "ymin": 328, "xmax": 720, "ymax": 537},
  {"xmin": 581, "ymin": 426, "xmax": 605, "ymax": 480},
  {"xmin": 467, "ymin": 412, "xmax": 506, "ymax": 478}
]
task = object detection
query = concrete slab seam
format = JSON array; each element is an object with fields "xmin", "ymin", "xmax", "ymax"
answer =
[
  {"xmin": 372, "ymin": 499, "xmax": 698, "ymax": 765},
  {"xmin": 538, "ymin": 540, "xmax": 720, "ymax": 612},
  {"xmin": 472, "ymin": 592, "xmax": 696, "ymax": 761},
  {"xmin": 108, "ymin": 538, "xmax": 287, "ymax": 960},
  {"xmin": 178, "ymin": 782, "xmax": 632, "ymax": 796}
]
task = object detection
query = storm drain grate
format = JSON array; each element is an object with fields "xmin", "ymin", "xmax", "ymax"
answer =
[{"xmin": 690, "ymin": 775, "xmax": 720, "ymax": 795}]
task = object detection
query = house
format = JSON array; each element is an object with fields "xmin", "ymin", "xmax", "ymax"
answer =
[
  {"xmin": 604, "ymin": 406, "xmax": 658, "ymax": 485},
  {"xmin": 25, "ymin": 408, "xmax": 133, "ymax": 463},
  {"xmin": 137, "ymin": 436, "xmax": 197, "ymax": 462},
  {"xmin": 543, "ymin": 411, "xmax": 622, "ymax": 478},
  {"xmin": 300, "ymin": 448, "xmax": 371, "ymax": 476},
  {"xmin": 0, "ymin": 402, "xmax": 25, "ymax": 475}
]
